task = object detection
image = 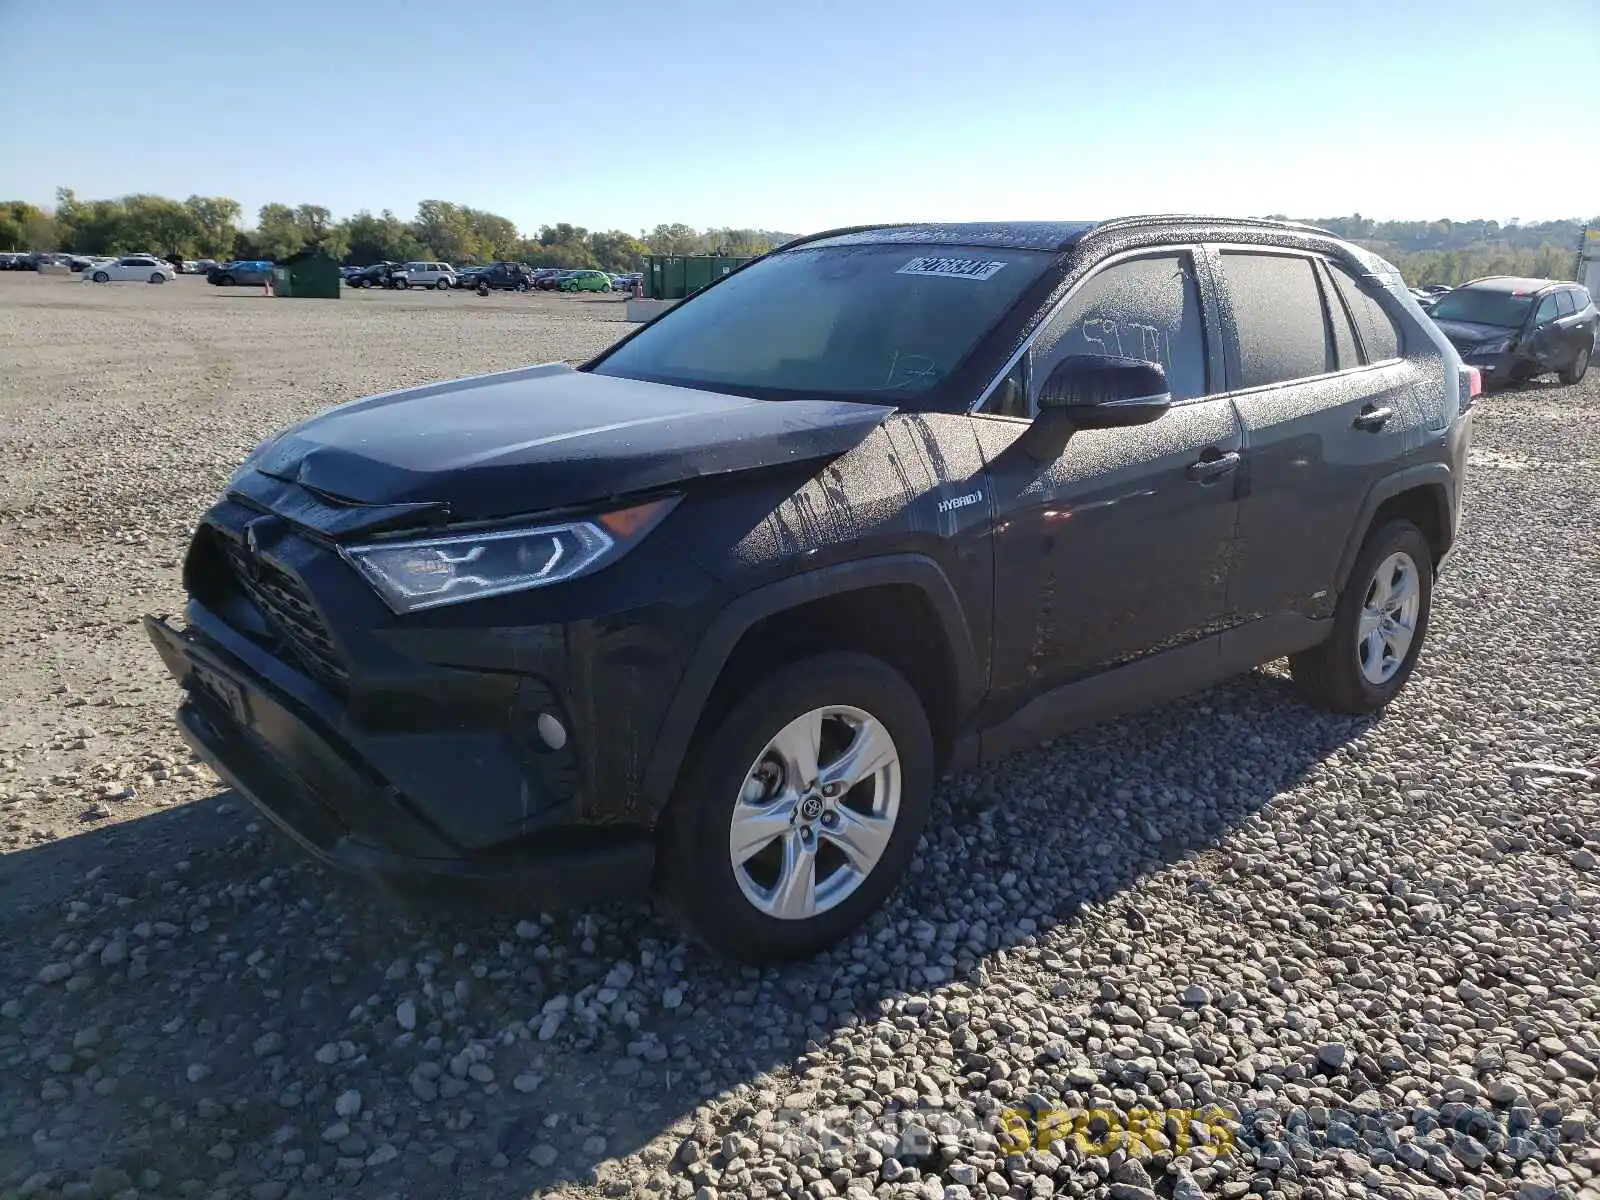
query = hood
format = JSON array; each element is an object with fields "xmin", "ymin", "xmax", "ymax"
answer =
[
  {"xmin": 1431, "ymin": 317, "xmax": 1516, "ymax": 349},
  {"xmin": 235, "ymin": 363, "xmax": 895, "ymax": 528}
]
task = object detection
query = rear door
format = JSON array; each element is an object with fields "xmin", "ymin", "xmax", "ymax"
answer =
[
  {"xmin": 1211, "ymin": 246, "xmax": 1420, "ymax": 623},
  {"xmin": 1526, "ymin": 291, "xmax": 1572, "ymax": 373}
]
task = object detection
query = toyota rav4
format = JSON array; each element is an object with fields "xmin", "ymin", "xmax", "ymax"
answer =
[{"xmin": 146, "ymin": 216, "xmax": 1476, "ymax": 963}]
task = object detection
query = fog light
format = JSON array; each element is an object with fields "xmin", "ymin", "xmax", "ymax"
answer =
[{"xmin": 536, "ymin": 713, "xmax": 568, "ymax": 751}]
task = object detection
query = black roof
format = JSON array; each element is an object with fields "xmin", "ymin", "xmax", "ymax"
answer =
[
  {"xmin": 792, "ymin": 214, "xmax": 1336, "ymax": 254},
  {"xmin": 1456, "ymin": 275, "xmax": 1565, "ymax": 295}
]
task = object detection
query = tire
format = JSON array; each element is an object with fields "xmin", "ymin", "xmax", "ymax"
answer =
[
  {"xmin": 92, "ymin": 271, "xmax": 109, "ymax": 283},
  {"xmin": 217, "ymin": 274, "xmax": 234, "ymax": 286},
  {"xmin": 1290, "ymin": 520, "xmax": 1433, "ymax": 714},
  {"xmin": 149, "ymin": 272, "xmax": 165, "ymax": 284},
  {"xmin": 476, "ymin": 283, "xmax": 489, "ymax": 297},
  {"xmin": 435, "ymin": 278, "xmax": 450, "ymax": 291},
  {"xmin": 1559, "ymin": 342, "xmax": 1591, "ymax": 386},
  {"xmin": 656, "ymin": 652, "xmax": 934, "ymax": 963},
  {"xmin": 395, "ymin": 277, "xmax": 409, "ymax": 289}
]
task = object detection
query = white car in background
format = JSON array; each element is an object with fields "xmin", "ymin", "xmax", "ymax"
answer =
[
  {"xmin": 83, "ymin": 255, "xmax": 176, "ymax": 284},
  {"xmin": 395, "ymin": 261, "xmax": 456, "ymax": 290}
]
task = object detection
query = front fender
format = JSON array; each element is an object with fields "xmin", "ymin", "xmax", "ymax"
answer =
[{"xmin": 639, "ymin": 553, "xmax": 981, "ymax": 813}]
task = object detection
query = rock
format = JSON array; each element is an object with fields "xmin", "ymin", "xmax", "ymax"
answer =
[
  {"xmin": 335, "ymin": 1088, "xmax": 362, "ymax": 1117},
  {"xmin": 530, "ymin": 1144, "xmax": 559, "ymax": 1167},
  {"xmin": 397, "ymin": 999, "xmax": 417, "ymax": 1030},
  {"xmin": 1181, "ymin": 984, "xmax": 1211, "ymax": 1005},
  {"xmin": 185, "ymin": 1063, "xmax": 211, "ymax": 1083},
  {"xmin": 1317, "ymin": 1043, "xmax": 1348, "ymax": 1070},
  {"xmin": 88, "ymin": 1166, "xmax": 132, "ymax": 1199},
  {"xmin": 37, "ymin": 962, "xmax": 72, "ymax": 984},
  {"xmin": 253, "ymin": 1030, "xmax": 285, "ymax": 1057}
]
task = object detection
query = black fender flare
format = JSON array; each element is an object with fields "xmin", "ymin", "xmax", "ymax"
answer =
[
  {"xmin": 640, "ymin": 553, "xmax": 982, "ymax": 813},
  {"xmin": 1333, "ymin": 462, "xmax": 1455, "ymax": 593}
]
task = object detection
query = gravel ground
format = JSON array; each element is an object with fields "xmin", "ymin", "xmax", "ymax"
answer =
[{"xmin": 1, "ymin": 270, "xmax": 1598, "ymax": 1200}]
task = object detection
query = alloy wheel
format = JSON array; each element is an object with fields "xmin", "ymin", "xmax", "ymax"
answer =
[
  {"xmin": 728, "ymin": 704, "xmax": 901, "ymax": 920},
  {"xmin": 1357, "ymin": 551, "xmax": 1421, "ymax": 685}
]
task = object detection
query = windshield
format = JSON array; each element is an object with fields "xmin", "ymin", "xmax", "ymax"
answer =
[
  {"xmin": 1429, "ymin": 287, "xmax": 1535, "ymax": 328},
  {"xmin": 590, "ymin": 243, "xmax": 1055, "ymax": 400}
]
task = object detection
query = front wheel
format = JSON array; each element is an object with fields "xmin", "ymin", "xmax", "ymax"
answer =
[
  {"xmin": 657, "ymin": 652, "xmax": 934, "ymax": 963},
  {"xmin": 394, "ymin": 277, "xmax": 409, "ymax": 289},
  {"xmin": 1559, "ymin": 342, "xmax": 1591, "ymax": 386},
  {"xmin": 217, "ymin": 274, "xmax": 234, "ymax": 286},
  {"xmin": 1290, "ymin": 520, "xmax": 1433, "ymax": 714},
  {"xmin": 435, "ymin": 278, "xmax": 450, "ymax": 290},
  {"xmin": 92, "ymin": 271, "xmax": 109, "ymax": 283},
  {"xmin": 149, "ymin": 272, "xmax": 166, "ymax": 284}
]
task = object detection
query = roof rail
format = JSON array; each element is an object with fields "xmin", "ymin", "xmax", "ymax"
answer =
[{"xmin": 1085, "ymin": 214, "xmax": 1338, "ymax": 239}]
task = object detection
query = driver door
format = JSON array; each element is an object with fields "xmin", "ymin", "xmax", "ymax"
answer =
[{"xmin": 972, "ymin": 249, "xmax": 1242, "ymax": 712}]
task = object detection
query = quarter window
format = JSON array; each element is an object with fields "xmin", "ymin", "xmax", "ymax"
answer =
[
  {"xmin": 1325, "ymin": 261, "xmax": 1402, "ymax": 363},
  {"xmin": 1026, "ymin": 252, "xmax": 1209, "ymax": 409},
  {"xmin": 1220, "ymin": 251, "xmax": 1332, "ymax": 387},
  {"xmin": 1317, "ymin": 262, "xmax": 1362, "ymax": 370}
]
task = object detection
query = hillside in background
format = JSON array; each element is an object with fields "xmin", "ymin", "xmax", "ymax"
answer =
[{"xmin": 1285, "ymin": 215, "xmax": 1592, "ymax": 286}]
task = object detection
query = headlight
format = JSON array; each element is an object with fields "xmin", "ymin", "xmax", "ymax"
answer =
[
  {"xmin": 1474, "ymin": 337, "xmax": 1513, "ymax": 356},
  {"xmin": 341, "ymin": 496, "xmax": 678, "ymax": 614}
]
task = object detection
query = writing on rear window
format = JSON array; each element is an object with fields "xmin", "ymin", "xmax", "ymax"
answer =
[{"xmin": 897, "ymin": 257, "xmax": 1008, "ymax": 281}]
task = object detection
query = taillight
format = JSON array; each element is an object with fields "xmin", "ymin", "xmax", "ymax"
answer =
[{"xmin": 1464, "ymin": 365, "xmax": 1482, "ymax": 397}]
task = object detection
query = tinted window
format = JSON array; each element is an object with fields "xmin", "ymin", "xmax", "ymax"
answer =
[
  {"xmin": 1318, "ymin": 263, "xmax": 1361, "ymax": 369},
  {"xmin": 1555, "ymin": 290, "xmax": 1576, "ymax": 316},
  {"xmin": 1221, "ymin": 252, "xmax": 1331, "ymax": 387},
  {"xmin": 592, "ymin": 243, "xmax": 1055, "ymax": 403},
  {"xmin": 1027, "ymin": 252, "xmax": 1208, "ymax": 406},
  {"xmin": 1536, "ymin": 293, "xmax": 1561, "ymax": 324},
  {"xmin": 1327, "ymin": 262, "xmax": 1402, "ymax": 361},
  {"xmin": 1574, "ymin": 287, "xmax": 1594, "ymax": 311},
  {"xmin": 1429, "ymin": 286, "xmax": 1534, "ymax": 329}
]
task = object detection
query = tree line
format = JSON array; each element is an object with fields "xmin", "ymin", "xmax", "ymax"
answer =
[
  {"xmin": 0, "ymin": 190, "xmax": 796, "ymax": 273},
  {"xmin": 2, "ymin": 191, "xmax": 1592, "ymax": 284}
]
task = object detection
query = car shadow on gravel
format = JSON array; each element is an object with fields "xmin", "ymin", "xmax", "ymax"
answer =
[{"xmin": 0, "ymin": 666, "xmax": 1377, "ymax": 1198}]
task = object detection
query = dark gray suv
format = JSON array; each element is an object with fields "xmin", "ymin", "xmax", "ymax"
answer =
[
  {"xmin": 148, "ymin": 215, "xmax": 1476, "ymax": 961},
  {"xmin": 1429, "ymin": 276, "xmax": 1596, "ymax": 389}
]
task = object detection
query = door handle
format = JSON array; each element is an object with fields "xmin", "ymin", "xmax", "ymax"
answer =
[
  {"xmin": 1185, "ymin": 450, "xmax": 1240, "ymax": 481},
  {"xmin": 1353, "ymin": 406, "xmax": 1393, "ymax": 431}
]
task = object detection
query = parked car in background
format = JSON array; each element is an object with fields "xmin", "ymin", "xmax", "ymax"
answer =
[
  {"xmin": 85, "ymin": 255, "xmax": 175, "ymax": 284},
  {"xmin": 348, "ymin": 262, "xmax": 404, "ymax": 289},
  {"xmin": 1428, "ymin": 277, "xmax": 1595, "ymax": 389},
  {"xmin": 469, "ymin": 261, "xmax": 535, "ymax": 292},
  {"xmin": 535, "ymin": 269, "xmax": 577, "ymax": 291},
  {"xmin": 193, "ymin": 258, "xmax": 219, "ymax": 275},
  {"xmin": 610, "ymin": 272, "xmax": 643, "ymax": 292},
  {"xmin": 396, "ymin": 262, "xmax": 456, "ymax": 290},
  {"xmin": 207, "ymin": 260, "xmax": 274, "ymax": 287},
  {"xmin": 559, "ymin": 269, "xmax": 614, "ymax": 293},
  {"xmin": 145, "ymin": 215, "xmax": 1476, "ymax": 962}
]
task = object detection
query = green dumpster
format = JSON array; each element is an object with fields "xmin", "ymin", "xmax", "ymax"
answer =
[
  {"xmin": 644, "ymin": 253, "xmax": 756, "ymax": 300},
  {"xmin": 272, "ymin": 248, "xmax": 341, "ymax": 299}
]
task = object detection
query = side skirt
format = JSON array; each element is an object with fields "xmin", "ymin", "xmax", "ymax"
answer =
[{"xmin": 953, "ymin": 613, "xmax": 1331, "ymax": 768}]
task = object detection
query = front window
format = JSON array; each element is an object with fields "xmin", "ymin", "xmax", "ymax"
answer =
[
  {"xmin": 590, "ymin": 243, "xmax": 1055, "ymax": 402},
  {"xmin": 1429, "ymin": 287, "xmax": 1535, "ymax": 329}
]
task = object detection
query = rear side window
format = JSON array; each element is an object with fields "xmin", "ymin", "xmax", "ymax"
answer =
[
  {"xmin": 1574, "ymin": 288, "xmax": 1593, "ymax": 311},
  {"xmin": 1027, "ymin": 252, "xmax": 1209, "ymax": 406},
  {"xmin": 1536, "ymin": 293, "xmax": 1561, "ymax": 323},
  {"xmin": 1220, "ymin": 251, "xmax": 1331, "ymax": 387},
  {"xmin": 1326, "ymin": 262, "xmax": 1402, "ymax": 363},
  {"xmin": 1555, "ymin": 290, "xmax": 1576, "ymax": 316}
]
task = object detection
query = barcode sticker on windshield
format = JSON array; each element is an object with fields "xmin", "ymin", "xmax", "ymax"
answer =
[{"xmin": 897, "ymin": 256, "xmax": 1009, "ymax": 281}]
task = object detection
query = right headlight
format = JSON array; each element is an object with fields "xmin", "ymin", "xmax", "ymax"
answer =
[
  {"xmin": 1473, "ymin": 336, "xmax": 1513, "ymax": 356},
  {"xmin": 342, "ymin": 496, "xmax": 679, "ymax": 614}
]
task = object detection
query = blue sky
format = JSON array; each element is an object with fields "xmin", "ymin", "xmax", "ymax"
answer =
[{"xmin": 1, "ymin": 0, "xmax": 1594, "ymax": 235}]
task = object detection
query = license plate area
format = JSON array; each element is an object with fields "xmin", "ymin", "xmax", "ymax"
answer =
[{"xmin": 192, "ymin": 662, "xmax": 250, "ymax": 727}]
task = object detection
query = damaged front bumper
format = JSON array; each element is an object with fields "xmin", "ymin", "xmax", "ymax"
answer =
[{"xmin": 143, "ymin": 610, "xmax": 654, "ymax": 907}]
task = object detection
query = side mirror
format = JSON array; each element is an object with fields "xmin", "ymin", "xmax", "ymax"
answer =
[{"xmin": 1038, "ymin": 355, "xmax": 1173, "ymax": 428}]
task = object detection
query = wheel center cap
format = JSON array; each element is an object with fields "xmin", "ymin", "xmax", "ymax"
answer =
[{"xmin": 799, "ymin": 795, "xmax": 824, "ymax": 822}]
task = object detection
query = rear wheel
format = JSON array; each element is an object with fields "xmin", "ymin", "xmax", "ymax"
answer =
[
  {"xmin": 1559, "ymin": 343, "xmax": 1591, "ymax": 386},
  {"xmin": 435, "ymin": 278, "xmax": 450, "ymax": 290},
  {"xmin": 149, "ymin": 272, "xmax": 166, "ymax": 284},
  {"xmin": 217, "ymin": 274, "xmax": 234, "ymax": 286},
  {"xmin": 657, "ymin": 652, "xmax": 934, "ymax": 963},
  {"xmin": 92, "ymin": 271, "xmax": 109, "ymax": 283},
  {"xmin": 1290, "ymin": 520, "xmax": 1433, "ymax": 714}
]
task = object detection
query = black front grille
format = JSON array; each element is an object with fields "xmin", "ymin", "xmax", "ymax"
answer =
[{"xmin": 219, "ymin": 538, "xmax": 349, "ymax": 690}]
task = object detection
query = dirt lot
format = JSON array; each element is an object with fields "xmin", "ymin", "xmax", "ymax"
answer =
[{"xmin": 1, "ymin": 271, "xmax": 1599, "ymax": 1200}]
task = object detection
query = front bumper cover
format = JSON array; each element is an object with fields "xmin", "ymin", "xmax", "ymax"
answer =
[{"xmin": 144, "ymin": 612, "xmax": 654, "ymax": 906}]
